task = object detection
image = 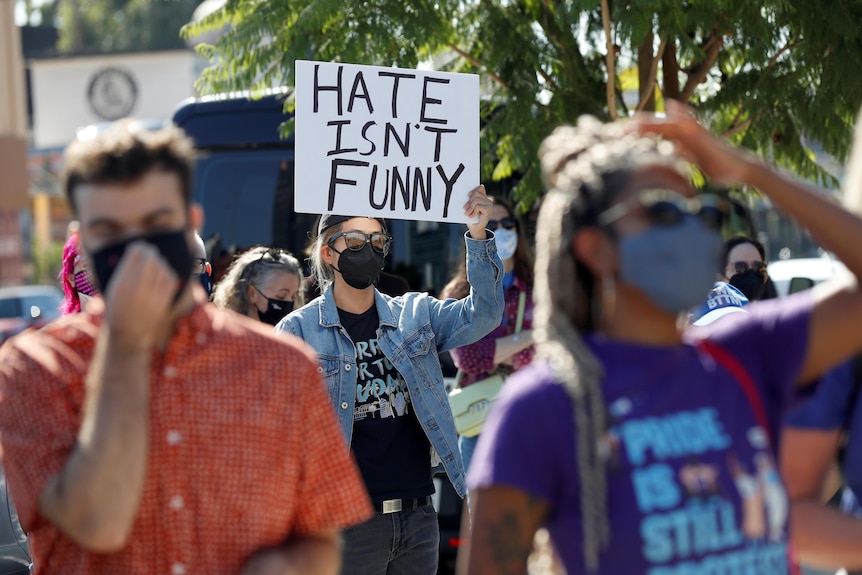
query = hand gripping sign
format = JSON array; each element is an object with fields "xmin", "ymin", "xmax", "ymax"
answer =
[{"xmin": 295, "ymin": 60, "xmax": 480, "ymax": 224}]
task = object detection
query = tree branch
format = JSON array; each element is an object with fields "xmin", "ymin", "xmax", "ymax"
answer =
[
  {"xmin": 766, "ymin": 36, "xmax": 800, "ymax": 69},
  {"xmin": 535, "ymin": 0, "xmax": 602, "ymax": 115},
  {"xmin": 537, "ymin": 66, "xmax": 561, "ymax": 94},
  {"xmin": 680, "ymin": 25, "xmax": 724, "ymax": 101},
  {"xmin": 721, "ymin": 118, "xmax": 752, "ymax": 139},
  {"xmin": 446, "ymin": 43, "xmax": 551, "ymax": 111},
  {"xmin": 723, "ymin": 36, "xmax": 801, "ymax": 136},
  {"xmin": 663, "ymin": 41, "xmax": 680, "ymax": 100},
  {"xmin": 601, "ymin": 0, "xmax": 617, "ymax": 117},
  {"xmin": 636, "ymin": 39, "xmax": 667, "ymax": 112},
  {"xmin": 447, "ymin": 43, "xmax": 509, "ymax": 90}
]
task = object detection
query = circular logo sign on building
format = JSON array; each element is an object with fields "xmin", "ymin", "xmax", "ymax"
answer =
[{"xmin": 87, "ymin": 68, "xmax": 138, "ymax": 121}]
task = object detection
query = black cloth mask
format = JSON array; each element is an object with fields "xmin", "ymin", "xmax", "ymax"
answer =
[
  {"xmin": 253, "ymin": 287, "xmax": 294, "ymax": 326},
  {"xmin": 332, "ymin": 243, "xmax": 385, "ymax": 290},
  {"xmin": 729, "ymin": 269, "xmax": 767, "ymax": 301},
  {"xmin": 90, "ymin": 230, "xmax": 194, "ymax": 302}
]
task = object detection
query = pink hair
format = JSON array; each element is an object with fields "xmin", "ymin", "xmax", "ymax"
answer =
[{"xmin": 59, "ymin": 233, "xmax": 82, "ymax": 314}]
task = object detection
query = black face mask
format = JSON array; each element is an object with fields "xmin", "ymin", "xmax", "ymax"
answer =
[
  {"xmin": 253, "ymin": 287, "xmax": 294, "ymax": 326},
  {"xmin": 332, "ymin": 243, "xmax": 385, "ymax": 290},
  {"xmin": 729, "ymin": 269, "xmax": 767, "ymax": 301},
  {"xmin": 89, "ymin": 230, "xmax": 194, "ymax": 302}
]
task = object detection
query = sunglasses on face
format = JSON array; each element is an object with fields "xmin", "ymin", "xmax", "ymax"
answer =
[
  {"xmin": 487, "ymin": 217, "xmax": 518, "ymax": 231},
  {"xmin": 194, "ymin": 257, "xmax": 212, "ymax": 276},
  {"xmin": 328, "ymin": 230, "xmax": 392, "ymax": 254},
  {"xmin": 597, "ymin": 189, "xmax": 727, "ymax": 232},
  {"xmin": 729, "ymin": 261, "xmax": 767, "ymax": 275}
]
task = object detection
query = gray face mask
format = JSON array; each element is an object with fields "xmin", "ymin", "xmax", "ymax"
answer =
[{"xmin": 618, "ymin": 216, "xmax": 722, "ymax": 314}]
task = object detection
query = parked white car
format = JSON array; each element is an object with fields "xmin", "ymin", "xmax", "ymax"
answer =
[{"xmin": 767, "ymin": 257, "xmax": 849, "ymax": 296}]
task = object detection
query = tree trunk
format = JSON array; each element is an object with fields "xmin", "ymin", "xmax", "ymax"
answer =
[
  {"xmin": 662, "ymin": 40, "xmax": 680, "ymax": 102},
  {"xmin": 637, "ymin": 32, "xmax": 655, "ymax": 112},
  {"xmin": 69, "ymin": 0, "xmax": 84, "ymax": 53},
  {"xmin": 680, "ymin": 26, "xmax": 724, "ymax": 101},
  {"xmin": 601, "ymin": 0, "xmax": 616, "ymax": 118}
]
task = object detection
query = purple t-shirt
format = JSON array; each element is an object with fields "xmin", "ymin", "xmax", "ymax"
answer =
[
  {"xmin": 786, "ymin": 359, "xmax": 862, "ymax": 498},
  {"xmin": 468, "ymin": 292, "xmax": 813, "ymax": 574}
]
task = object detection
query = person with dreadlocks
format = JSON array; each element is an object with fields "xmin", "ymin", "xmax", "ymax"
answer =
[{"xmin": 457, "ymin": 102, "xmax": 862, "ymax": 575}]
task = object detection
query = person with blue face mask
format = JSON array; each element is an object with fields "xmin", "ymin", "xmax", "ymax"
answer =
[
  {"xmin": 440, "ymin": 196, "xmax": 536, "ymax": 475},
  {"xmin": 459, "ymin": 104, "xmax": 862, "ymax": 575}
]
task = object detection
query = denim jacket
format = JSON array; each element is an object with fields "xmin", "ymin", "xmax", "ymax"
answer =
[{"xmin": 274, "ymin": 232, "xmax": 504, "ymax": 497}]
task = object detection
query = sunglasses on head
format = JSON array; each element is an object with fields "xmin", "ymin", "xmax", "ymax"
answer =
[
  {"xmin": 597, "ymin": 189, "xmax": 727, "ymax": 232},
  {"xmin": 730, "ymin": 261, "xmax": 767, "ymax": 275},
  {"xmin": 257, "ymin": 247, "xmax": 287, "ymax": 261},
  {"xmin": 328, "ymin": 230, "xmax": 392, "ymax": 254},
  {"xmin": 487, "ymin": 217, "xmax": 518, "ymax": 231}
]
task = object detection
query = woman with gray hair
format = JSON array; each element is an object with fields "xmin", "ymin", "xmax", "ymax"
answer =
[
  {"xmin": 458, "ymin": 103, "xmax": 862, "ymax": 575},
  {"xmin": 212, "ymin": 246, "xmax": 305, "ymax": 325}
]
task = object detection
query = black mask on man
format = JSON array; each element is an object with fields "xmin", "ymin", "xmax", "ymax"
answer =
[
  {"xmin": 332, "ymin": 243, "xmax": 385, "ymax": 290},
  {"xmin": 89, "ymin": 230, "xmax": 194, "ymax": 302},
  {"xmin": 729, "ymin": 269, "xmax": 767, "ymax": 301}
]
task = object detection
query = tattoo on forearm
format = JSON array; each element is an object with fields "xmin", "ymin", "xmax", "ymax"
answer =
[{"xmin": 482, "ymin": 494, "xmax": 546, "ymax": 575}]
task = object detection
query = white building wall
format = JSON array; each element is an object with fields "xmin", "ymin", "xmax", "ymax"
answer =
[{"xmin": 31, "ymin": 50, "xmax": 197, "ymax": 149}]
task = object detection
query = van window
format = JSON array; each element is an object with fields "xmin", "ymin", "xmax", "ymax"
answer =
[
  {"xmin": 0, "ymin": 298, "xmax": 21, "ymax": 319},
  {"xmin": 788, "ymin": 277, "xmax": 816, "ymax": 294},
  {"xmin": 193, "ymin": 149, "xmax": 318, "ymax": 279}
]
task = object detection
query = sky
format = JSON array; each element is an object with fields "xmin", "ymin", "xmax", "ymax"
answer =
[{"xmin": 15, "ymin": 0, "xmax": 50, "ymax": 26}]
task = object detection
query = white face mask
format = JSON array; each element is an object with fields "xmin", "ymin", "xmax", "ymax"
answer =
[{"xmin": 494, "ymin": 228, "xmax": 519, "ymax": 261}]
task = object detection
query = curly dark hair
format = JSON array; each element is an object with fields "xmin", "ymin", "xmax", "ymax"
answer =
[
  {"xmin": 62, "ymin": 120, "xmax": 194, "ymax": 213},
  {"xmin": 721, "ymin": 236, "xmax": 767, "ymax": 270}
]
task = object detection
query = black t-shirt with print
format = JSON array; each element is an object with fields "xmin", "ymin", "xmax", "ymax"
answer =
[{"xmin": 339, "ymin": 304, "xmax": 433, "ymax": 502}]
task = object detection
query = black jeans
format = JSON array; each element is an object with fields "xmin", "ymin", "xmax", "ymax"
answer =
[{"xmin": 340, "ymin": 504, "xmax": 439, "ymax": 575}]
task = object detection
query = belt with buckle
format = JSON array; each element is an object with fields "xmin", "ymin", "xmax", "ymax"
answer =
[{"xmin": 374, "ymin": 496, "xmax": 432, "ymax": 514}]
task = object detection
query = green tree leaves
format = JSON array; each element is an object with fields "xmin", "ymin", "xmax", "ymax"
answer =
[
  {"xmin": 187, "ymin": 0, "xmax": 862, "ymax": 207},
  {"xmin": 54, "ymin": 0, "xmax": 199, "ymax": 53}
]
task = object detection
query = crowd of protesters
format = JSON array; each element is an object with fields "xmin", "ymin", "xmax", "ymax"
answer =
[{"xmin": 4, "ymin": 102, "xmax": 862, "ymax": 575}]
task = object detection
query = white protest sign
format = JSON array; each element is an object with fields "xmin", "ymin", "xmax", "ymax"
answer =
[{"xmin": 294, "ymin": 60, "xmax": 479, "ymax": 223}]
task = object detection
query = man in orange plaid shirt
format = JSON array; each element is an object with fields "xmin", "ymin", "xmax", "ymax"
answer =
[{"xmin": 0, "ymin": 120, "xmax": 372, "ymax": 575}]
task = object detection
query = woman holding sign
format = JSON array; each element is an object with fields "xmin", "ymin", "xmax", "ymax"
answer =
[
  {"xmin": 274, "ymin": 185, "xmax": 503, "ymax": 575},
  {"xmin": 458, "ymin": 106, "xmax": 862, "ymax": 575}
]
